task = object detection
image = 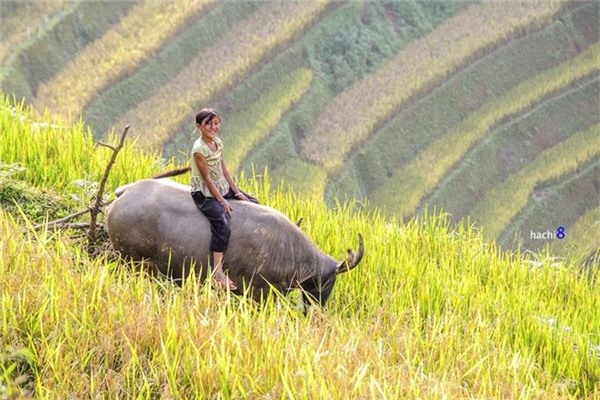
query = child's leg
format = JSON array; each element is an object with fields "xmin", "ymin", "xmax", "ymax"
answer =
[
  {"xmin": 191, "ymin": 192, "xmax": 237, "ymax": 290},
  {"xmin": 212, "ymin": 251, "xmax": 237, "ymax": 290}
]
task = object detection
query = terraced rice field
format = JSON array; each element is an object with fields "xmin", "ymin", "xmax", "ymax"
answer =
[
  {"xmin": 220, "ymin": 69, "xmax": 313, "ymax": 172},
  {"xmin": 1, "ymin": 0, "xmax": 598, "ymax": 259},
  {"xmin": 552, "ymin": 206, "xmax": 600, "ymax": 261},
  {"xmin": 422, "ymin": 76, "xmax": 599, "ymax": 223},
  {"xmin": 371, "ymin": 45, "xmax": 599, "ymax": 218},
  {"xmin": 34, "ymin": 0, "xmax": 214, "ymax": 118},
  {"xmin": 300, "ymin": 1, "xmax": 563, "ymax": 173},
  {"xmin": 499, "ymin": 158, "xmax": 600, "ymax": 255},
  {"xmin": 1, "ymin": 1, "xmax": 137, "ymax": 101},
  {"xmin": 83, "ymin": 1, "xmax": 262, "ymax": 137},
  {"xmin": 327, "ymin": 2, "xmax": 597, "ymax": 203},
  {"xmin": 117, "ymin": 0, "xmax": 329, "ymax": 148},
  {"xmin": 0, "ymin": 0, "xmax": 69, "ymax": 63},
  {"xmin": 470, "ymin": 124, "xmax": 600, "ymax": 239}
]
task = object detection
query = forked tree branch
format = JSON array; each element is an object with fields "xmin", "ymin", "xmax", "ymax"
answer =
[
  {"xmin": 96, "ymin": 142, "xmax": 117, "ymax": 152},
  {"xmin": 32, "ymin": 208, "xmax": 91, "ymax": 230},
  {"xmin": 88, "ymin": 125, "xmax": 130, "ymax": 252}
]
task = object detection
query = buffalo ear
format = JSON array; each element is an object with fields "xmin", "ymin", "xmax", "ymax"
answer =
[{"xmin": 337, "ymin": 233, "xmax": 364, "ymax": 274}]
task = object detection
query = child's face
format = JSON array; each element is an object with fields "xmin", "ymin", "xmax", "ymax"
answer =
[{"xmin": 198, "ymin": 116, "xmax": 221, "ymax": 138}]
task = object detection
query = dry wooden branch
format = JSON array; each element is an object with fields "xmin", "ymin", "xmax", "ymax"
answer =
[
  {"xmin": 88, "ymin": 125, "xmax": 130, "ymax": 253},
  {"xmin": 28, "ymin": 126, "xmax": 127, "ymax": 253},
  {"xmin": 33, "ymin": 208, "xmax": 91, "ymax": 230},
  {"xmin": 96, "ymin": 142, "xmax": 117, "ymax": 152},
  {"xmin": 53, "ymin": 222, "xmax": 90, "ymax": 230}
]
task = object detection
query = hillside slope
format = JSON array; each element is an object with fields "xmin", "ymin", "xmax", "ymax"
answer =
[
  {"xmin": 1, "ymin": 95, "xmax": 599, "ymax": 399},
  {"xmin": 1, "ymin": 0, "xmax": 598, "ymax": 257}
]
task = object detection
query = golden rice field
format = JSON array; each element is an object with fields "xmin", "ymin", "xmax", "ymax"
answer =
[
  {"xmin": 118, "ymin": 0, "xmax": 329, "ymax": 149},
  {"xmin": 0, "ymin": 96, "xmax": 599, "ymax": 398},
  {"xmin": 470, "ymin": 124, "xmax": 600, "ymax": 240},
  {"xmin": 222, "ymin": 68, "xmax": 313, "ymax": 172},
  {"xmin": 371, "ymin": 44, "xmax": 600, "ymax": 219},
  {"xmin": 34, "ymin": 0, "xmax": 214, "ymax": 118},
  {"xmin": 0, "ymin": 0, "xmax": 71, "ymax": 63},
  {"xmin": 300, "ymin": 1, "xmax": 564, "ymax": 173},
  {"xmin": 553, "ymin": 206, "xmax": 600, "ymax": 262}
]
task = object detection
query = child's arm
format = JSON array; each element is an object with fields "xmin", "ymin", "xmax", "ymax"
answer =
[{"xmin": 221, "ymin": 157, "xmax": 249, "ymax": 201}]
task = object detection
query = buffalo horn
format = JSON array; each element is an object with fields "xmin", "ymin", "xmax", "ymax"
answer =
[{"xmin": 337, "ymin": 233, "xmax": 364, "ymax": 274}]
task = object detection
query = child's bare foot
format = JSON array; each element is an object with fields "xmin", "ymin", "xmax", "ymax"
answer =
[{"xmin": 212, "ymin": 270, "xmax": 237, "ymax": 291}]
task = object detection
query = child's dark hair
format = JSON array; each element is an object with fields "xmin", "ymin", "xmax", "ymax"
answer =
[{"xmin": 196, "ymin": 108, "xmax": 219, "ymax": 125}]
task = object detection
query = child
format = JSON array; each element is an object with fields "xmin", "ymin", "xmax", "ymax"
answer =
[{"xmin": 190, "ymin": 108, "xmax": 258, "ymax": 290}]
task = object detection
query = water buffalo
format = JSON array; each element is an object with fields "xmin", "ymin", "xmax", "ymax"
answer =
[{"xmin": 106, "ymin": 178, "xmax": 363, "ymax": 309}]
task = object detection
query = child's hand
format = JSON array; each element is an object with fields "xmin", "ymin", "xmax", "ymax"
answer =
[
  {"xmin": 234, "ymin": 192, "xmax": 249, "ymax": 201},
  {"xmin": 221, "ymin": 200, "xmax": 233, "ymax": 216}
]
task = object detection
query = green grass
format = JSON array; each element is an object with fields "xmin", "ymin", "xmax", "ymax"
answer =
[
  {"xmin": 0, "ymin": 97, "xmax": 173, "ymax": 193},
  {"xmin": 300, "ymin": 1, "xmax": 564, "ymax": 173},
  {"xmin": 0, "ymin": 163, "xmax": 72, "ymax": 223},
  {"xmin": 470, "ymin": 124, "xmax": 600, "ymax": 240},
  {"xmin": 327, "ymin": 2, "xmax": 597, "ymax": 204},
  {"xmin": 371, "ymin": 45, "xmax": 600, "ymax": 219},
  {"xmin": 1, "ymin": 89, "xmax": 599, "ymax": 399},
  {"xmin": 553, "ymin": 207, "xmax": 600, "ymax": 263}
]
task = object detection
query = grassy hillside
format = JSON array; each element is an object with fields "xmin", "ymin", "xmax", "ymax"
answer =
[
  {"xmin": 0, "ymin": 1, "xmax": 137, "ymax": 102},
  {"xmin": 499, "ymin": 158, "xmax": 600, "ymax": 255},
  {"xmin": 0, "ymin": 99, "xmax": 166, "ymax": 193},
  {"xmin": 1, "ymin": 96, "xmax": 599, "ymax": 399},
  {"xmin": 328, "ymin": 1, "xmax": 597, "ymax": 203},
  {"xmin": 1, "ymin": 0, "xmax": 598, "ymax": 259},
  {"xmin": 421, "ymin": 76, "xmax": 599, "ymax": 223},
  {"xmin": 300, "ymin": 1, "xmax": 563, "ymax": 173},
  {"xmin": 371, "ymin": 45, "xmax": 599, "ymax": 217},
  {"xmin": 34, "ymin": 0, "xmax": 214, "ymax": 119}
]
